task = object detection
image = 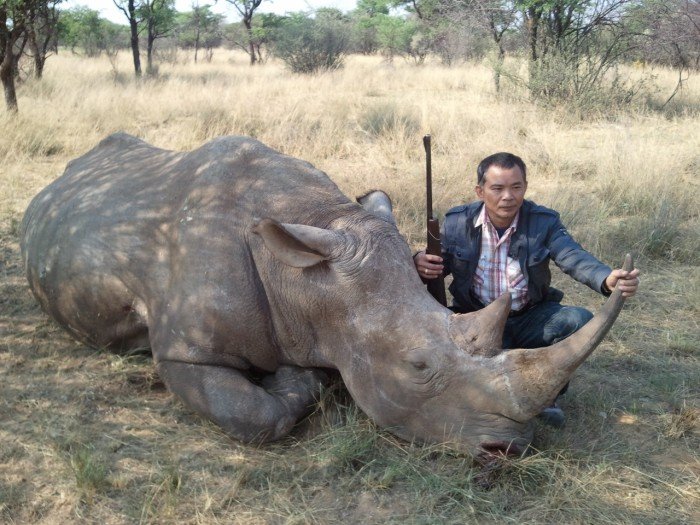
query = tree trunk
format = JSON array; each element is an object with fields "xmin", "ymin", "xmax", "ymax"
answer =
[
  {"xmin": 494, "ymin": 46, "xmax": 504, "ymax": 93},
  {"xmin": 26, "ymin": 5, "xmax": 42, "ymax": 79},
  {"xmin": 527, "ymin": 8, "xmax": 539, "ymax": 63},
  {"xmin": 40, "ymin": 23, "xmax": 55, "ymax": 76},
  {"xmin": 147, "ymin": 28, "xmax": 155, "ymax": 75},
  {"xmin": 244, "ymin": 18, "xmax": 256, "ymax": 65},
  {"xmin": 130, "ymin": 27, "xmax": 141, "ymax": 76},
  {"xmin": 1, "ymin": 52, "xmax": 18, "ymax": 112},
  {"xmin": 194, "ymin": 26, "xmax": 200, "ymax": 63},
  {"xmin": 128, "ymin": 0, "xmax": 141, "ymax": 77},
  {"xmin": 27, "ymin": 25, "xmax": 44, "ymax": 79}
]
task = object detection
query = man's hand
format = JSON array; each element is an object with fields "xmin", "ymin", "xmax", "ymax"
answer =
[
  {"xmin": 414, "ymin": 250, "xmax": 444, "ymax": 280},
  {"xmin": 605, "ymin": 268, "xmax": 640, "ymax": 297}
]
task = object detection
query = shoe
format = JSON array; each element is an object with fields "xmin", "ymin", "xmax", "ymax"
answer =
[{"xmin": 538, "ymin": 402, "xmax": 565, "ymax": 428}]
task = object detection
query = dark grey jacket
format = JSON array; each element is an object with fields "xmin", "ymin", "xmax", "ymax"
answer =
[{"xmin": 442, "ymin": 200, "xmax": 612, "ymax": 313}]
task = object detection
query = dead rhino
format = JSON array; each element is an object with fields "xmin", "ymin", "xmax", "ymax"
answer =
[{"xmin": 20, "ymin": 133, "xmax": 631, "ymax": 456}]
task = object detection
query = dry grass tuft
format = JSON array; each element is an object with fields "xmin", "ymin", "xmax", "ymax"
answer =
[
  {"xmin": 1, "ymin": 49, "xmax": 698, "ymax": 524},
  {"xmin": 662, "ymin": 405, "xmax": 698, "ymax": 439}
]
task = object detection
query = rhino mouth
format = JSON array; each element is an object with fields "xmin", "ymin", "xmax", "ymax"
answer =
[{"xmin": 478, "ymin": 440, "xmax": 527, "ymax": 458}]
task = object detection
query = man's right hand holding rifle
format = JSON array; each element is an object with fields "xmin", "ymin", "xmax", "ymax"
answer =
[{"xmin": 412, "ymin": 145, "xmax": 639, "ymax": 428}]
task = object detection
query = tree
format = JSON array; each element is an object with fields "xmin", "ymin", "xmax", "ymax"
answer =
[
  {"xmin": 25, "ymin": 0, "xmax": 60, "ymax": 78},
  {"xmin": 58, "ymin": 7, "xmax": 100, "ymax": 54},
  {"xmin": 435, "ymin": 1, "xmax": 517, "ymax": 87},
  {"xmin": 515, "ymin": 0, "xmax": 639, "ymax": 105},
  {"xmin": 1, "ymin": 0, "xmax": 62, "ymax": 112},
  {"xmin": 57, "ymin": 7, "xmax": 128, "ymax": 56},
  {"xmin": 350, "ymin": 0, "xmax": 390, "ymax": 54},
  {"xmin": 375, "ymin": 14, "xmax": 419, "ymax": 62},
  {"xmin": 223, "ymin": 0, "xmax": 264, "ymax": 65},
  {"xmin": 1, "ymin": 1, "xmax": 25, "ymax": 112},
  {"xmin": 113, "ymin": 0, "xmax": 142, "ymax": 76},
  {"xmin": 175, "ymin": 3, "xmax": 224, "ymax": 62},
  {"xmin": 249, "ymin": 11, "xmax": 284, "ymax": 62},
  {"xmin": 139, "ymin": 0, "xmax": 176, "ymax": 74},
  {"xmin": 391, "ymin": 0, "xmax": 488, "ymax": 64},
  {"xmin": 225, "ymin": 11, "xmax": 283, "ymax": 63},
  {"xmin": 628, "ymin": 0, "xmax": 700, "ymax": 105}
]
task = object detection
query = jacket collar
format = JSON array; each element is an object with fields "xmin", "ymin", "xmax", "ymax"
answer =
[{"xmin": 508, "ymin": 201, "xmax": 533, "ymax": 258}]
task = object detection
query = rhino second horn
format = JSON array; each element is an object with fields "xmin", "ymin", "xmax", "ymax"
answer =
[
  {"xmin": 496, "ymin": 254, "xmax": 633, "ymax": 420},
  {"xmin": 449, "ymin": 292, "xmax": 511, "ymax": 357},
  {"xmin": 356, "ymin": 190, "xmax": 396, "ymax": 225}
]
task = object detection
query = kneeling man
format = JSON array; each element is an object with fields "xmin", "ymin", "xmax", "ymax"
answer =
[{"xmin": 413, "ymin": 152, "xmax": 640, "ymax": 426}]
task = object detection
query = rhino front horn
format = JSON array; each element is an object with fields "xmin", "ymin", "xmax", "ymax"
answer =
[{"xmin": 496, "ymin": 254, "xmax": 634, "ymax": 420}]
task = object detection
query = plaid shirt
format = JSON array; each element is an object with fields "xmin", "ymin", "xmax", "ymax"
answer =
[{"xmin": 472, "ymin": 206, "xmax": 529, "ymax": 311}]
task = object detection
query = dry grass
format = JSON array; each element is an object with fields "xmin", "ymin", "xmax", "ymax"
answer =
[{"xmin": 0, "ymin": 49, "xmax": 698, "ymax": 524}]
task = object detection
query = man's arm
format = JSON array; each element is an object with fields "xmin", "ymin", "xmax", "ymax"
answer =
[{"xmin": 547, "ymin": 218, "xmax": 639, "ymax": 297}]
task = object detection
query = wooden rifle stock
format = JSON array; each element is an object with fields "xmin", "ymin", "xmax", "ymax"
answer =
[{"xmin": 423, "ymin": 135, "xmax": 447, "ymax": 306}]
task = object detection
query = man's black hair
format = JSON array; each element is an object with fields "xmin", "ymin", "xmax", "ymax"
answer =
[{"xmin": 477, "ymin": 152, "xmax": 527, "ymax": 186}]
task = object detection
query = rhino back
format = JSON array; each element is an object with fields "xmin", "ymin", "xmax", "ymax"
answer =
[{"xmin": 21, "ymin": 133, "xmax": 353, "ymax": 365}]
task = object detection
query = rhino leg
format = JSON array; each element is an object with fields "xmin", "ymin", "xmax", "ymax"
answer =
[{"xmin": 156, "ymin": 361, "xmax": 327, "ymax": 443}]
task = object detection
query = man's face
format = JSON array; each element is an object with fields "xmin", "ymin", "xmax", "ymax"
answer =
[{"xmin": 475, "ymin": 165, "xmax": 527, "ymax": 228}]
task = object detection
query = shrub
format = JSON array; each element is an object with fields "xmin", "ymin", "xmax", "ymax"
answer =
[
  {"xmin": 523, "ymin": 52, "xmax": 651, "ymax": 114},
  {"xmin": 271, "ymin": 12, "xmax": 350, "ymax": 74},
  {"xmin": 359, "ymin": 103, "xmax": 420, "ymax": 138}
]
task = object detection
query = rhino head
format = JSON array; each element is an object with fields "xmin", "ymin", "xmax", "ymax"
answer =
[{"xmin": 254, "ymin": 190, "xmax": 631, "ymax": 456}]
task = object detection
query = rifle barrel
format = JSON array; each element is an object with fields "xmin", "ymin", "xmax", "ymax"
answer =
[{"xmin": 423, "ymin": 134, "xmax": 432, "ymax": 220}]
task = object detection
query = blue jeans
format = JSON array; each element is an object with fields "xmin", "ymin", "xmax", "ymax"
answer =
[{"xmin": 502, "ymin": 301, "xmax": 594, "ymax": 396}]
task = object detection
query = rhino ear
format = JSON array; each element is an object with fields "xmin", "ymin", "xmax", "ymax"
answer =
[
  {"xmin": 356, "ymin": 190, "xmax": 396, "ymax": 225},
  {"xmin": 253, "ymin": 219, "xmax": 343, "ymax": 268}
]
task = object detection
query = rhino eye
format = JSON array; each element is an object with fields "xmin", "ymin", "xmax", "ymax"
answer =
[{"xmin": 411, "ymin": 361, "xmax": 428, "ymax": 371}]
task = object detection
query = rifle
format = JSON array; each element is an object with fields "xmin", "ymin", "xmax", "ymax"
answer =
[{"xmin": 423, "ymin": 134, "xmax": 447, "ymax": 307}]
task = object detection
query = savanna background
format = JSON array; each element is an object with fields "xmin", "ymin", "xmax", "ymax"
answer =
[{"xmin": 1, "ymin": 1, "xmax": 698, "ymax": 523}]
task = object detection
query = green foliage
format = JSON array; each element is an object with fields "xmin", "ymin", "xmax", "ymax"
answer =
[
  {"xmin": 173, "ymin": 5, "xmax": 224, "ymax": 50},
  {"xmin": 357, "ymin": 0, "xmax": 391, "ymax": 17},
  {"xmin": 271, "ymin": 11, "xmax": 350, "ymax": 74},
  {"xmin": 223, "ymin": 12, "xmax": 282, "ymax": 62},
  {"xmin": 68, "ymin": 444, "xmax": 110, "ymax": 502},
  {"xmin": 138, "ymin": 0, "xmax": 177, "ymax": 40},
  {"xmin": 251, "ymin": 12, "xmax": 284, "ymax": 44},
  {"xmin": 57, "ymin": 7, "xmax": 128, "ymax": 56},
  {"xmin": 348, "ymin": 1, "xmax": 391, "ymax": 54},
  {"xmin": 505, "ymin": 1, "xmax": 647, "ymax": 110},
  {"xmin": 375, "ymin": 15, "xmax": 411, "ymax": 59},
  {"xmin": 140, "ymin": 0, "xmax": 176, "ymax": 23}
]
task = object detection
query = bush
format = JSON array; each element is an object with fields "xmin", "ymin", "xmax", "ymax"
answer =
[
  {"xmin": 523, "ymin": 52, "xmax": 650, "ymax": 114},
  {"xmin": 359, "ymin": 103, "xmax": 420, "ymax": 138},
  {"xmin": 271, "ymin": 12, "xmax": 350, "ymax": 74}
]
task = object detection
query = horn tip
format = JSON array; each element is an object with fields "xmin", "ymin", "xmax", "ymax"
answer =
[{"xmin": 623, "ymin": 253, "xmax": 634, "ymax": 272}]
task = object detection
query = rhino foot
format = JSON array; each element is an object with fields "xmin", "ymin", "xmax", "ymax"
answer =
[{"xmin": 156, "ymin": 361, "xmax": 327, "ymax": 443}]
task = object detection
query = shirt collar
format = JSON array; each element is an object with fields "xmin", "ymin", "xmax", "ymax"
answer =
[{"xmin": 474, "ymin": 203, "xmax": 520, "ymax": 231}]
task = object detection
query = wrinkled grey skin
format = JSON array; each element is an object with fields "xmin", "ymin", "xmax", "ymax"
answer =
[{"xmin": 21, "ymin": 133, "xmax": 630, "ymax": 456}]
